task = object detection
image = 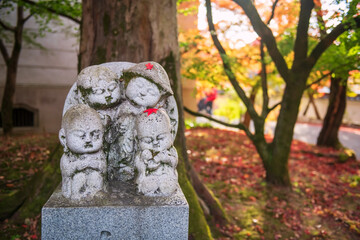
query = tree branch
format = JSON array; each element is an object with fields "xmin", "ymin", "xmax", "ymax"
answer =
[
  {"xmin": 206, "ymin": 0, "xmax": 259, "ymax": 120},
  {"xmin": 260, "ymin": 42, "xmax": 269, "ymax": 118},
  {"xmin": 269, "ymin": 101, "xmax": 282, "ymax": 112},
  {"xmin": 21, "ymin": 0, "xmax": 81, "ymax": 24},
  {"xmin": 233, "ymin": 0, "xmax": 290, "ymax": 82},
  {"xmin": 0, "ymin": 39, "xmax": 10, "ymax": 64},
  {"xmin": 0, "ymin": 19, "xmax": 16, "ymax": 32},
  {"xmin": 267, "ymin": 0, "xmax": 279, "ymax": 25},
  {"xmin": 184, "ymin": 106, "xmax": 253, "ymax": 138},
  {"xmin": 22, "ymin": 13, "xmax": 33, "ymax": 23},
  {"xmin": 308, "ymin": 15, "xmax": 360, "ymax": 70},
  {"xmin": 293, "ymin": 0, "xmax": 314, "ymax": 64},
  {"xmin": 306, "ymin": 71, "xmax": 332, "ymax": 89},
  {"xmin": 261, "ymin": 0, "xmax": 279, "ymax": 117},
  {"xmin": 314, "ymin": 0, "xmax": 327, "ymax": 39}
]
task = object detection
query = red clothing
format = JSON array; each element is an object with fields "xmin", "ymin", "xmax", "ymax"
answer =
[{"xmin": 205, "ymin": 88, "xmax": 217, "ymax": 102}]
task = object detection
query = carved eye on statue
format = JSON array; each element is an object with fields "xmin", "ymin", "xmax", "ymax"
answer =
[
  {"xmin": 157, "ymin": 133, "xmax": 166, "ymax": 141},
  {"xmin": 141, "ymin": 137, "xmax": 153, "ymax": 144},
  {"xmin": 90, "ymin": 130, "xmax": 101, "ymax": 140},
  {"xmin": 93, "ymin": 88, "xmax": 105, "ymax": 95},
  {"xmin": 72, "ymin": 130, "xmax": 86, "ymax": 139},
  {"xmin": 107, "ymin": 83, "xmax": 117, "ymax": 92},
  {"xmin": 147, "ymin": 88, "xmax": 157, "ymax": 96}
]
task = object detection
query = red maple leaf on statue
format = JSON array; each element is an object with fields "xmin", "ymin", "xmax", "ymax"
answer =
[
  {"xmin": 145, "ymin": 63, "xmax": 153, "ymax": 70},
  {"xmin": 144, "ymin": 108, "xmax": 158, "ymax": 116}
]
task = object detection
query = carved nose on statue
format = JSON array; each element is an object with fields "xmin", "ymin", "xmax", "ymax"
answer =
[{"xmin": 85, "ymin": 135, "xmax": 91, "ymax": 142}]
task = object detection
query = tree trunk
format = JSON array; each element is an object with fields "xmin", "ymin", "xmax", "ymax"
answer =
[
  {"xmin": 266, "ymin": 77, "xmax": 306, "ymax": 186},
  {"xmin": 317, "ymin": 76, "xmax": 347, "ymax": 148},
  {"xmin": 1, "ymin": 7, "xmax": 24, "ymax": 136},
  {"xmin": 243, "ymin": 86, "xmax": 257, "ymax": 128},
  {"xmin": 1, "ymin": 61, "xmax": 18, "ymax": 136},
  {"xmin": 80, "ymin": 1, "xmax": 212, "ymax": 238}
]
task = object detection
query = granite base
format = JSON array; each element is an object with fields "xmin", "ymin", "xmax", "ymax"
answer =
[{"xmin": 41, "ymin": 182, "xmax": 188, "ymax": 240}]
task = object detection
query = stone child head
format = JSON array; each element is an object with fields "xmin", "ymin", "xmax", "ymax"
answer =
[
  {"xmin": 60, "ymin": 104, "xmax": 104, "ymax": 154},
  {"xmin": 136, "ymin": 109, "xmax": 173, "ymax": 152},
  {"xmin": 122, "ymin": 62, "xmax": 173, "ymax": 108},
  {"xmin": 77, "ymin": 66, "xmax": 121, "ymax": 109}
]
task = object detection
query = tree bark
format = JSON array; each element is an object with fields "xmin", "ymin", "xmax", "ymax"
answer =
[
  {"xmin": 80, "ymin": 1, "xmax": 213, "ymax": 238},
  {"xmin": 268, "ymin": 79, "xmax": 305, "ymax": 185},
  {"xmin": 317, "ymin": 76, "xmax": 347, "ymax": 148},
  {"xmin": 243, "ymin": 85, "xmax": 257, "ymax": 128}
]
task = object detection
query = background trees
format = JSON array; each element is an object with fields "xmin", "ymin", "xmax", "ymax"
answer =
[
  {"xmin": 0, "ymin": 0, "xmax": 81, "ymax": 136},
  {"xmin": 185, "ymin": 0, "xmax": 360, "ymax": 186},
  {"xmin": 314, "ymin": 1, "xmax": 360, "ymax": 148}
]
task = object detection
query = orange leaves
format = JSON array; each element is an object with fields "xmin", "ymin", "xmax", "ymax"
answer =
[{"xmin": 213, "ymin": 0, "xmax": 239, "ymax": 11}]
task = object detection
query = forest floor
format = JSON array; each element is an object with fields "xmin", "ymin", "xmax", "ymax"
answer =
[
  {"xmin": 0, "ymin": 128, "xmax": 360, "ymax": 240},
  {"xmin": 0, "ymin": 133, "xmax": 59, "ymax": 240},
  {"xmin": 186, "ymin": 127, "xmax": 360, "ymax": 240}
]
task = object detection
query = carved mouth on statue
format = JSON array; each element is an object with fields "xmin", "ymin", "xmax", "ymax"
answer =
[
  {"xmin": 84, "ymin": 143, "xmax": 93, "ymax": 148},
  {"xmin": 105, "ymin": 96, "xmax": 113, "ymax": 103},
  {"xmin": 146, "ymin": 160, "xmax": 160, "ymax": 170}
]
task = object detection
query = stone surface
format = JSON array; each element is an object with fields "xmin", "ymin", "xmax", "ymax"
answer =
[
  {"xmin": 60, "ymin": 61, "xmax": 180, "ymax": 199},
  {"xmin": 42, "ymin": 183, "xmax": 189, "ymax": 240},
  {"xmin": 59, "ymin": 105, "xmax": 107, "ymax": 200},
  {"xmin": 135, "ymin": 109, "xmax": 178, "ymax": 196},
  {"xmin": 46, "ymin": 61, "xmax": 187, "ymax": 238}
]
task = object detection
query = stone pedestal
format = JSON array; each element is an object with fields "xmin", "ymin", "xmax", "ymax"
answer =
[{"xmin": 42, "ymin": 182, "xmax": 189, "ymax": 240}]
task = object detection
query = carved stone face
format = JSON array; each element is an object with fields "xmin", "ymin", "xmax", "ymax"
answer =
[
  {"xmin": 77, "ymin": 66, "xmax": 121, "ymax": 109},
  {"xmin": 137, "ymin": 110, "xmax": 172, "ymax": 152},
  {"xmin": 62, "ymin": 105, "xmax": 104, "ymax": 154},
  {"xmin": 85, "ymin": 80, "xmax": 121, "ymax": 109},
  {"xmin": 66, "ymin": 123, "xmax": 104, "ymax": 154},
  {"xmin": 126, "ymin": 77, "xmax": 160, "ymax": 107}
]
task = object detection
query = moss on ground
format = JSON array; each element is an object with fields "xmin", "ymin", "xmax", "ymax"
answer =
[{"xmin": 177, "ymin": 152, "xmax": 213, "ymax": 240}]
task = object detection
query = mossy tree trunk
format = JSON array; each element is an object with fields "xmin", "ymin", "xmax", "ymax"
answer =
[
  {"xmin": 79, "ymin": 1, "xmax": 213, "ymax": 238},
  {"xmin": 317, "ymin": 76, "xmax": 347, "ymax": 148}
]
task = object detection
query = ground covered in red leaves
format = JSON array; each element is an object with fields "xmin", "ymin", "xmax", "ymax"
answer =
[{"xmin": 186, "ymin": 128, "xmax": 360, "ymax": 240}]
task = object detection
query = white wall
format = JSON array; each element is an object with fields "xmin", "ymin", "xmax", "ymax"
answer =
[{"xmin": 0, "ymin": 8, "xmax": 79, "ymax": 133}]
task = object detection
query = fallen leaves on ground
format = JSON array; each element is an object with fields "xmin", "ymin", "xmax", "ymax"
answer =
[
  {"xmin": 0, "ymin": 134, "xmax": 58, "ymax": 240},
  {"xmin": 0, "ymin": 134, "xmax": 58, "ymax": 194},
  {"xmin": 187, "ymin": 127, "xmax": 360, "ymax": 240}
]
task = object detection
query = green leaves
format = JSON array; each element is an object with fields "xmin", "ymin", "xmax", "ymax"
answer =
[{"xmin": 0, "ymin": 0, "xmax": 81, "ymax": 48}]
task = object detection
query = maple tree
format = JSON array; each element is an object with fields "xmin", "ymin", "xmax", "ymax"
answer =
[
  {"xmin": 0, "ymin": 0, "xmax": 81, "ymax": 136},
  {"xmin": 185, "ymin": 0, "xmax": 360, "ymax": 187}
]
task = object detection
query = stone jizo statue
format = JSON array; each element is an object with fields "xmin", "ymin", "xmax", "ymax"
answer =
[
  {"xmin": 59, "ymin": 104, "xmax": 106, "ymax": 200},
  {"xmin": 77, "ymin": 65, "xmax": 122, "ymax": 125},
  {"xmin": 135, "ymin": 109, "xmax": 178, "ymax": 196},
  {"xmin": 59, "ymin": 61, "xmax": 180, "ymax": 200}
]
